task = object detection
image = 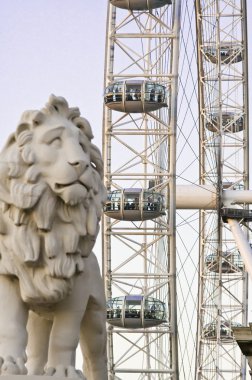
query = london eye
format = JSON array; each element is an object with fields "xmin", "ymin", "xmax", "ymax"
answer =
[{"xmin": 102, "ymin": 0, "xmax": 250, "ymax": 379}]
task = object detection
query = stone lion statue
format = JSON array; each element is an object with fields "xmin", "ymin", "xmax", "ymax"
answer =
[{"xmin": 0, "ymin": 95, "xmax": 108, "ymax": 379}]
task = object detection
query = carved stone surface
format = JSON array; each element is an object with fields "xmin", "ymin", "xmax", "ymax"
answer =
[
  {"xmin": 0, "ymin": 96, "xmax": 108, "ymax": 379},
  {"xmin": 2, "ymin": 377, "xmax": 71, "ymax": 380}
]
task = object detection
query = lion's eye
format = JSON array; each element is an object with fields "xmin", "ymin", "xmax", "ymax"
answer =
[{"xmin": 49, "ymin": 137, "xmax": 61, "ymax": 148}]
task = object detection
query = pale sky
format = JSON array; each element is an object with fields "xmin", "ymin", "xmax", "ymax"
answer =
[{"xmin": 0, "ymin": 1, "xmax": 107, "ymax": 149}]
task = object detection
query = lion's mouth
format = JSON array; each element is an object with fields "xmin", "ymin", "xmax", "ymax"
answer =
[
  {"xmin": 53, "ymin": 180, "xmax": 90, "ymax": 205},
  {"xmin": 54, "ymin": 180, "xmax": 90, "ymax": 191}
]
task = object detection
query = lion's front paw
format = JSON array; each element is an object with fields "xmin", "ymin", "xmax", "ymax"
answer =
[
  {"xmin": 45, "ymin": 365, "xmax": 86, "ymax": 379},
  {"xmin": 0, "ymin": 356, "xmax": 27, "ymax": 375}
]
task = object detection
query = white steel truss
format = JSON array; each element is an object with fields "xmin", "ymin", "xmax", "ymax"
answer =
[
  {"xmin": 102, "ymin": 0, "xmax": 250, "ymax": 379},
  {"xmin": 195, "ymin": 0, "xmax": 249, "ymax": 378},
  {"xmin": 102, "ymin": 1, "xmax": 181, "ymax": 378}
]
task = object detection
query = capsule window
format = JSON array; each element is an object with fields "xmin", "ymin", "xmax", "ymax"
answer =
[
  {"xmin": 112, "ymin": 83, "xmax": 123, "ymax": 102},
  {"xmin": 125, "ymin": 84, "xmax": 141, "ymax": 101},
  {"xmin": 106, "ymin": 191, "xmax": 121, "ymax": 211},
  {"xmin": 124, "ymin": 193, "xmax": 140, "ymax": 210},
  {"xmin": 143, "ymin": 191, "xmax": 163, "ymax": 211},
  {"xmin": 145, "ymin": 83, "xmax": 156, "ymax": 102},
  {"xmin": 144, "ymin": 298, "xmax": 165, "ymax": 320},
  {"xmin": 156, "ymin": 84, "xmax": 165, "ymax": 102},
  {"xmin": 125, "ymin": 298, "xmax": 141, "ymax": 319},
  {"xmin": 107, "ymin": 297, "xmax": 123, "ymax": 319}
]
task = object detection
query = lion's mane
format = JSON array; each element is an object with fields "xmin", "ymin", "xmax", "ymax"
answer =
[{"xmin": 0, "ymin": 95, "xmax": 106, "ymax": 305}]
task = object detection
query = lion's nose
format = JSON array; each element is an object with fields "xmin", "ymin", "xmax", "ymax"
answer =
[{"xmin": 69, "ymin": 160, "xmax": 89, "ymax": 175}]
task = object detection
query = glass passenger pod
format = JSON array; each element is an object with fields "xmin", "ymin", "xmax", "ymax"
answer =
[
  {"xmin": 205, "ymin": 251, "xmax": 243, "ymax": 273},
  {"xmin": 104, "ymin": 80, "xmax": 167, "ymax": 113},
  {"xmin": 205, "ymin": 112, "xmax": 244, "ymax": 133},
  {"xmin": 203, "ymin": 44, "xmax": 243, "ymax": 64},
  {"xmin": 203, "ymin": 321, "xmax": 242, "ymax": 343},
  {"xmin": 110, "ymin": 0, "xmax": 172, "ymax": 11},
  {"xmin": 106, "ymin": 295, "xmax": 166, "ymax": 328},
  {"xmin": 221, "ymin": 208, "xmax": 252, "ymax": 223},
  {"xmin": 104, "ymin": 188, "xmax": 165, "ymax": 221}
]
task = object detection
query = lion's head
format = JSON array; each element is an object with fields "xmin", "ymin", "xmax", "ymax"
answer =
[{"xmin": 0, "ymin": 95, "xmax": 106, "ymax": 304}]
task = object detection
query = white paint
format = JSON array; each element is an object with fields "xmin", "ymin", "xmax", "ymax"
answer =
[
  {"xmin": 176, "ymin": 185, "xmax": 252, "ymax": 209},
  {"xmin": 228, "ymin": 218, "xmax": 252, "ymax": 279}
]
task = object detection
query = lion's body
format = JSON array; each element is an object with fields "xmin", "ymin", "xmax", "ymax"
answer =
[{"xmin": 0, "ymin": 96, "xmax": 107, "ymax": 379}]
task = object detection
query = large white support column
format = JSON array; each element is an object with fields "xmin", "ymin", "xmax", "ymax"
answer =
[
  {"xmin": 176, "ymin": 185, "xmax": 217, "ymax": 209},
  {"xmin": 176, "ymin": 185, "xmax": 252, "ymax": 209},
  {"xmin": 228, "ymin": 218, "xmax": 252, "ymax": 279}
]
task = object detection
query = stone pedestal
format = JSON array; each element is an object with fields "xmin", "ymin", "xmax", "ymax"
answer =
[{"xmin": 2, "ymin": 377, "xmax": 76, "ymax": 380}]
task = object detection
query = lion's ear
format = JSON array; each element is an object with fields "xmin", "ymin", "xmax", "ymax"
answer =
[
  {"xmin": 16, "ymin": 122, "xmax": 30, "ymax": 140},
  {"xmin": 16, "ymin": 123, "xmax": 33, "ymax": 149},
  {"xmin": 21, "ymin": 145, "xmax": 35, "ymax": 165},
  {"xmin": 15, "ymin": 134, "xmax": 35, "ymax": 164},
  {"xmin": 16, "ymin": 111, "xmax": 45, "ymax": 144},
  {"xmin": 74, "ymin": 117, "xmax": 94, "ymax": 140},
  {"xmin": 47, "ymin": 94, "xmax": 70, "ymax": 116},
  {"xmin": 15, "ymin": 122, "xmax": 35, "ymax": 164}
]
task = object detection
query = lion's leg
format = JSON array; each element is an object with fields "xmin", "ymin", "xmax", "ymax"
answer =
[
  {"xmin": 80, "ymin": 297, "xmax": 107, "ymax": 380},
  {"xmin": 0, "ymin": 275, "xmax": 28, "ymax": 375},
  {"xmin": 46, "ymin": 310, "xmax": 86, "ymax": 379},
  {"xmin": 26, "ymin": 311, "xmax": 52, "ymax": 375}
]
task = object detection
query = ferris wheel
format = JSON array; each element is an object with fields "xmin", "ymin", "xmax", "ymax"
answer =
[{"xmin": 102, "ymin": 0, "xmax": 250, "ymax": 379}]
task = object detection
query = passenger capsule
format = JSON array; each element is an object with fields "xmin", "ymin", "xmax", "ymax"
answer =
[
  {"xmin": 205, "ymin": 251, "xmax": 243, "ymax": 273},
  {"xmin": 203, "ymin": 321, "xmax": 242, "ymax": 342},
  {"xmin": 110, "ymin": 0, "xmax": 172, "ymax": 11},
  {"xmin": 107, "ymin": 295, "xmax": 166, "ymax": 328},
  {"xmin": 203, "ymin": 45, "xmax": 243, "ymax": 64},
  {"xmin": 221, "ymin": 208, "xmax": 252, "ymax": 223},
  {"xmin": 104, "ymin": 80, "xmax": 167, "ymax": 113},
  {"xmin": 104, "ymin": 188, "xmax": 166, "ymax": 221},
  {"xmin": 206, "ymin": 112, "xmax": 244, "ymax": 133}
]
